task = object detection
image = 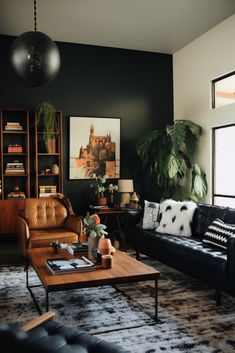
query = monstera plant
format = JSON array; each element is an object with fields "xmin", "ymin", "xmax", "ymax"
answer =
[{"xmin": 136, "ymin": 120, "xmax": 208, "ymax": 201}]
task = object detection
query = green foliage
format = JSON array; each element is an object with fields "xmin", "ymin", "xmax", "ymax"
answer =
[
  {"xmin": 136, "ymin": 120, "xmax": 208, "ymax": 201},
  {"xmin": 35, "ymin": 101, "xmax": 58, "ymax": 151}
]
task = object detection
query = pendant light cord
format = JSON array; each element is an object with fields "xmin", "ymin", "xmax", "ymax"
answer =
[{"xmin": 34, "ymin": 0, "xmax": 37, "ymax": 31}]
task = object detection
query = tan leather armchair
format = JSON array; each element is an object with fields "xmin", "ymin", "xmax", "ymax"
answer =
[{"xmin": 17, "ymin": 197, "xmax": 83, "ymax": 257}]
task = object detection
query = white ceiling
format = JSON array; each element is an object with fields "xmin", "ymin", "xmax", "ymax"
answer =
[{"xmin": 0, "ymin": 0, "xmax": 235, "ymax": 54}]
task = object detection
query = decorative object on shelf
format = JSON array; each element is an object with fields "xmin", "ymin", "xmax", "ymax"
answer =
[
  {"xmin": 129, "ymin": 192, "xmax": 141, "ymax": 209},
  {"xmin": 7, "ymin": 185, "xmax": 26, "ymax": 199},
  {"xmin": 118, "ymin": 179, "xmax": 134, "ymax": 207},
  {"xmin": 7, "ymin": 144, "xmax": 23, "ymax": 153},
  {"xmin": 35, "ymin": 101, "xmax": 58, "ymax": 153},
  {"xmin": 83, "ymin": 212, "xmax": 108, "ymax": 259},
  {"xmin": 69, "ymin": 116, "xmax": 120, "ymax": 179},
  {"xmin": 51, "ymin": 163, "xmax": 59, "ymax": 174},
  {"xmin": 10, "ymin": 0, "xmax": 60, "ymax": 87},
  {"xmin": 50, "ymin": 240, "xmax": 62, "ymax": 254},
  {"xmin": 136, "ymin": 119, "xmax": 208, "ymax": 201}
]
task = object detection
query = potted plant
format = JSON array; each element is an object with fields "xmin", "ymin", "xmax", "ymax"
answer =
[
  {"xmin": 35, "ymin": 101, "xmax": 58, "ymax": 153},
  {"xmin": 83, "ymin": 212, "xmax": 108, "ymax": 259},
  {"xmin": 136, "ymin": 119, "xmax": 208, "ymax": 201}
]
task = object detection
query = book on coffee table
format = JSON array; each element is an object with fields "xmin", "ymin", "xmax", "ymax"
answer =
[{"xmin": 46, "ymin": 256, "xmax": 95, "ymax": 274}]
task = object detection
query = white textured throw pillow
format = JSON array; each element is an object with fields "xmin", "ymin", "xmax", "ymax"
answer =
[
  {"xmin": 142, "ymin": 200, "xmax": 160, "ymax": 229},
  {"xmin": 156, "ymin": 199, "xmax": 197, "ymax": 236}
]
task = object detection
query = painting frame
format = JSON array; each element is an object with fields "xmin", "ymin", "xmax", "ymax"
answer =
[{"xmin": 69, "ymin": 116, "xmax": 121, "ymax": 180}]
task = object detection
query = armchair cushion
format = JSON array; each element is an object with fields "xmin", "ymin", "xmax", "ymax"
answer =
[{"xmin": 29, "ymin": 228, "xmax": 78, "ymax": 248}]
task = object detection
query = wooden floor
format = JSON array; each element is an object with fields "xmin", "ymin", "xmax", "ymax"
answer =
[{"xmin": 0, "ymin": 235, "xmax": 23, "ymax": 265}]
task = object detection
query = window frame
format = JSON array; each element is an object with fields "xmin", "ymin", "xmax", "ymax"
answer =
[
  {"xmin": 211, "ymin": 71, "xmax": 235, "ymax": 109},
  {"xmin": 212, "ymin": 123, "xmax": 235, "ymax": 206}
]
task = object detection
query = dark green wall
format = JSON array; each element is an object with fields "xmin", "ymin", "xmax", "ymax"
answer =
[{"xmin": 0, "ymin": 34, "xmax": 173, "ymax": 214}]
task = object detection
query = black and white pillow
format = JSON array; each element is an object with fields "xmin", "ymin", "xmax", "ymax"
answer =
[
  {"xmin": 142, "ymin": 200, "xmax": 160, "ymax": 229},
  {"xmin": 202, "ymin": 218, "xmax": 235, "ymax": 249},
  {"xmin": 156, "ymin": 199, "xmax": 197, "ymax": 236}
]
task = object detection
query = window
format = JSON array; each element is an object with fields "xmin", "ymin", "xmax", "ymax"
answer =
[
  {"xmin": 213, "ymin": 124, "xmax": 235, "ymax": 207},
  {"xmin": 212, "ymin": 71, "xmax": 235, "ymax": 109}
]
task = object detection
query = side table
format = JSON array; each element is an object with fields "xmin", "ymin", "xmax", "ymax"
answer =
[{"xmin": 89, "ymin": 206, "xmax": 142, "ymax": 250}]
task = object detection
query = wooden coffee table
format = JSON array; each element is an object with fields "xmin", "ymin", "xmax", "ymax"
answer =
[{"xmin": 26, "ymin": 247, "xmax": 160, "ymax": 319}]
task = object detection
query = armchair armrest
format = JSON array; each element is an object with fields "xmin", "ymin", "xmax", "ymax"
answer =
[
  {"xmin": 65, "ymin": 215, "xmax": 83, "ymax": 235},
  {"xmin": 227, "ymin": 235, "xmax": 235, "ymax": 295},
  {"xmin": 21, "ymin": 311, "xmax": 55, "ymax": 332},
  {"xmin": 17, "ymin": 214, "xmax": 30, "ymax": 257}
]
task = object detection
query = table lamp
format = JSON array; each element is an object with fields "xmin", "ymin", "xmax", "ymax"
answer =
[{"xmin": 118, "ymin": 179, "xmax": 134, "ymax": 207}]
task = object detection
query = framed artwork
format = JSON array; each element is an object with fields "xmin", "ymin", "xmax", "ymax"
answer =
[{"xmin": 69, "ymin": 116, "xmax": 120, "ymax": 179}]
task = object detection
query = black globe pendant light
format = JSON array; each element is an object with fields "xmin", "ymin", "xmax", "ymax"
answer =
[{"xmin": 10, "ymin": 0, "xmax": 61, "ymax": 87}]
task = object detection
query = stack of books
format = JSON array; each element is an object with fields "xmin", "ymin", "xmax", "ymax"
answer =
[
  {"xmin": 39, "ymin": 185, "xmax": 57, "ymax": 197},
  {"xmin": 66, "ymin": 243, "xmax": 88, "ymax": 256},
  {"xmin": 46, "ymin": 256, "xmax": 95, "ymax": 274},
  {"xmin": 8, "ymin": 144, "xmax": 23, "ymax": 153},
  {"xmin": 5, "ymin": 122, "xmax": 23, "ymax": 131},
  {"xmin": 5, "ymin": 161, "xmax": 25, "ymax": 175}
]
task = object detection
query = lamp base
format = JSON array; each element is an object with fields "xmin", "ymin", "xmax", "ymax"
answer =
[{"xmin": 119, "ymin": 192, "xmax": 131, "ymax": 207}]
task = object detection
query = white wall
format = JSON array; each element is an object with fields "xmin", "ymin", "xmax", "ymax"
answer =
[{"xmin": 173, "ymin": 14, "xmax": 235, "ymax": 203}]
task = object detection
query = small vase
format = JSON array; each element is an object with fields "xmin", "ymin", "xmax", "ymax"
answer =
[
  {"xmin": 88, "ymin": 236, "xmax": 99, "ymax": 260},
  {"xmin": 51, "ymin": 163, "xmax": 59, "ymax": 174},
  {"xmin": 98, "ymin": 238, "xmax": 112, "ymax": 255}
]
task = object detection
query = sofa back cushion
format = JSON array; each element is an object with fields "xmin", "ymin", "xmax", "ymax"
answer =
[
  {"xmin": 192, "ymin": 203, "xmax": 228, "ymax": 239},
  {"xmin": 24, "ymin": 198, "xmax": 67, "ymax": 229},
  {"xmin": 224, "ymin": 207, "xmax": 235, "ymax": 224}
]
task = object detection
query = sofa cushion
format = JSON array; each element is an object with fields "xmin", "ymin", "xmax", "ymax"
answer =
[
  {"xmin": 142, "ymin": 200, "xmax": 160, "ymax": 229},
  {"xmin": 192, "ymin": 204, "xmax": 228, "ymax": 239},
  {"xmin": 156, "ymin": 199, "xmax": 197, "ymax": 236},
  {"xmin": 203, "ymin": 218, "xmax": 235, "ymax": 249}
]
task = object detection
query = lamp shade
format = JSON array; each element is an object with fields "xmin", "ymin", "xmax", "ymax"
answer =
[
  {"xmin": 118, "ymin": 179, "xmax": 134, "ymax": 193},
  {"xmin": 10, "ymin": 31, "xmax": 61, "ymax": 87}
]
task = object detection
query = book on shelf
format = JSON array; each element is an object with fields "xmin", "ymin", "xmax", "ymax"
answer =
[
  {"xmin": 6, "ymin": 122, "xmax": 21, "ymax": 126},
  {"xmin": 5, "ymin": 125, "xmax": 23, "ymax": 131},
  {"xmin": 66, "ymin": 243, "xmax": 88, "ymax": 255},
  {"xmin": 46, "ymin": 256, "xmax": 95, "ymax": 274},
  {"xmin": 39, "ymin": 192, "xmax": 57, "ymax": 197},
  {"xmin": 8, "ymin": 145, "xmax": 23, "ymax": 153},
  {"xmin": 5, "ymin": 170, "xmax": 25, "ymax": 174},
  {"xmin": 39, "ymin": 185, "xmax": 57, "ymax": 193}
]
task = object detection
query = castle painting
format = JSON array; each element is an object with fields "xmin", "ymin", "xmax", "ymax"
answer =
[{"xmin": 69, "ymin": 117, "xmax": 120, "ymax": 179}]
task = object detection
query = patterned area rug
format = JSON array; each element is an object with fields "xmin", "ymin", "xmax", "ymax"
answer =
[{"xmin": 0, "ymin": 256, "xmax": 235, "ymax": 353}]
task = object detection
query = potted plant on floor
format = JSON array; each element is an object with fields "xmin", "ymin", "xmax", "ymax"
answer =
[
  {"xmin": 136, "ymin": 119, "xmax": 208, "ymax": 201},
  {"xmin": 35, "ymin": 101, "xmax": 58, "ymax": 153}
]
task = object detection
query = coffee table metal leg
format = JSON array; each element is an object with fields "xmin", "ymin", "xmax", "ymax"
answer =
[
  {"xmin": 46, "ymin": 291, "xmax": 49, "ymax": 312},
  {"xmin": 154, "ymin": 278, "xmax": 158, "ymax": 320}
]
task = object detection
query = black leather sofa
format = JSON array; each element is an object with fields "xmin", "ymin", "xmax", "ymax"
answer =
[
  {"xmin": 127, "ymin": 203, "xmax": 235, "ymax": 303},
  {"xmin": 0, "ymin": 319, "xmax": 129, "ymax": 353}
]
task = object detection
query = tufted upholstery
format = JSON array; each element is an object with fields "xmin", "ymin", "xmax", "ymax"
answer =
[
  {"xmin": 128, "ymin": 203, "xmax": 235, "ymax": 298},
  {"xmin": 17, "ymin": 198, "xmax": 83, "ymax": 257},
  {"xmin": 0, "ymin": 320, "xmax": 128, "ymax": 353}
]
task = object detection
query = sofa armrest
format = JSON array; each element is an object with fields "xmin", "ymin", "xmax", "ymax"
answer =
[
  {"xmin": 21, "ymin": 312, "xmax": 55, "ymax": 332},
  {"xmin": 17, "ymin": 214, "xmax": 30, "ymax": 257},
  {"xmin": 65, "ymin": 215, "xmax": 83, "ymax": 235},
  {"xmin": 227, "ymin": 235, "xmax": 235, "ymax": 294}
]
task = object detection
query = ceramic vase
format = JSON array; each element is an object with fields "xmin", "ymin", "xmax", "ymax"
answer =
[
  {"xmin": 51, "ymin": 163, "xmax": 59, "ymax": 174},
  {"xmin": 96, "ymin": 197, "xmax": 107, "ymax": 206},
  {"xmin": 88, "ymin": 236, "xmax": 99, "ymax": 259},
  {"xmin": 98, "ymin": 237, "xmax": 112, "ymax": 255}
]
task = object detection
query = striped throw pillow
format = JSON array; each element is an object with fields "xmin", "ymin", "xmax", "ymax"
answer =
[{"xmin": 203, "ymin": 218, "xmax": 235, "ymax": 249}]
